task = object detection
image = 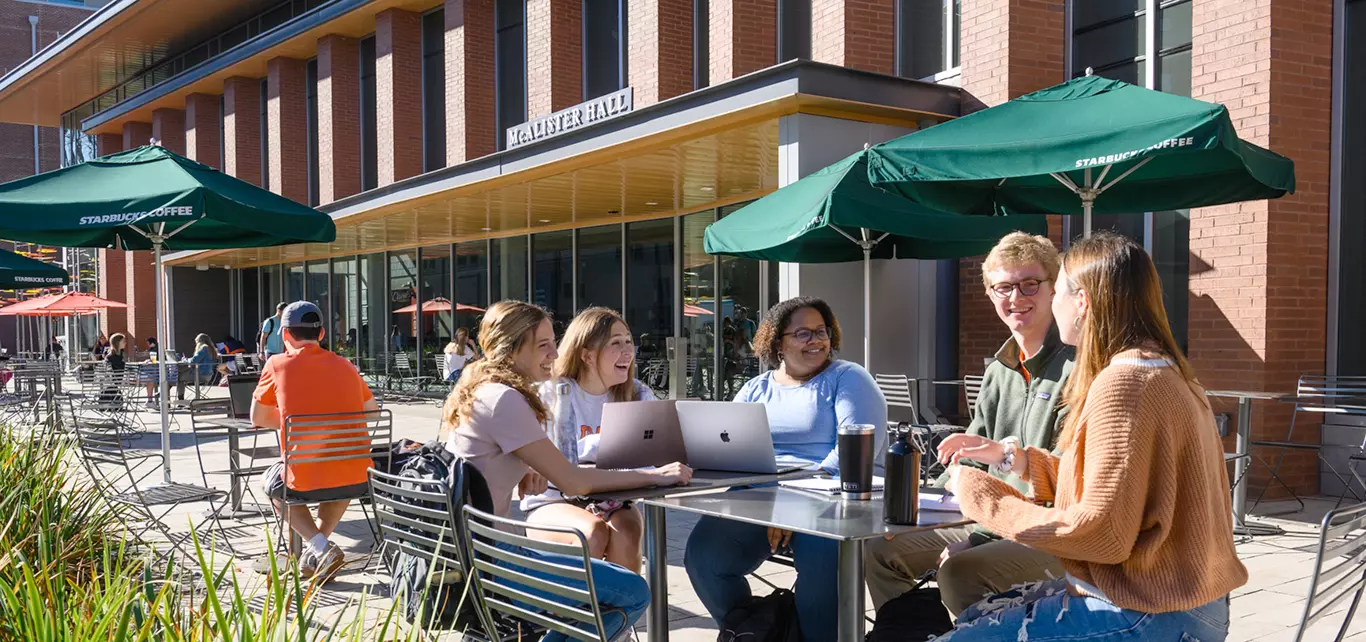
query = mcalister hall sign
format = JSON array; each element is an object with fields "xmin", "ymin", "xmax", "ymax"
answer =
[{"xmin": 506, "ymin": 88, "xmax": 634, "ymax": 150}]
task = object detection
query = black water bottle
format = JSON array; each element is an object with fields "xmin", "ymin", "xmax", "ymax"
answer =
[{"xmin": 883, "ymin": 425, "xmax": 921, "ymax": 525}]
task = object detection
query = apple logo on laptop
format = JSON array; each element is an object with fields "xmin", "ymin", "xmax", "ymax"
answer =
[{"xmin": 720, "ymin": 431, "xmax": 730, "ymax": 443}]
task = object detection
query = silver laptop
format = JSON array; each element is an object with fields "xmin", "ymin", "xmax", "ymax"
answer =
[
  {"xmin": 595, "ymin": 400, "xmax": 688, "ymax": 469},
  {"xmin": 677, "ymin": 401, "xmax": 794, "ymax": 474}
]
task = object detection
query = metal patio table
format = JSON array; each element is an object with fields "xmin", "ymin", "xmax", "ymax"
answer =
[
  {"xmin": 195, "ymin": 415, "xmax": 276, "ymax": 516},
  {"xmin": 1206, "ymin": 389, "xmax": 1292, "ymax": 536},
  {"xmin": 628, "ymin": 483, "xmax": 968, "ymax": 642}
]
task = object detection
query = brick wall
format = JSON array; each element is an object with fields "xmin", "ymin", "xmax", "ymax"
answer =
[
  {"xmin": 98, "ymin": 249, "xmax": 128, "ymax": 337},
  {"xmin": 376, "ymin": 9, "xmax": 424, "ymax": 185},
  {"xmin": 122, "ymin": 121, "xmax": 151, "ymax": 150},
  {"xmin": 627, "ymin": 0, "xmax": 693, "ymax": 107},
  {"xmin": 318, "ymin": 35, "xmax": 362, "ymax": 202},
  {"xmin": 811, "ymin": 0, "xmax": 895, "ymax": 75},
  {"xmin": 1189, "ymin": 0, "xmax": 1332, "ymax": 498},
  {"xmin": 444, "ymin": 0, "xmax": 496, "ymax": 164},
  {"xmin": 709, "ymin": 0, "xmax": 777, "ymax": 83},
  {"xmin": 223, "ymin": 77, "xmax": 263, "ymax": 186},
  {"xmin": 184, "ymin": 93, "xmax": 221, "ymax": 166},
  {"xmin": 267, "ymin": 58, "xmax": 309, "ymax": 203},
  {"xmin": 125, "ymin": 253, "xmax": 157, "ymax": 343},
  {"xmin": 526, "ymin": 0, "xmax": 582, "ymax": 118},
  {"xmin": 956, "ymin": 0, "xmax": 1066, "ymax": 379},
  {"xmin": 151, "ymin": 108, "xmax": 185, "ymax": 154}
]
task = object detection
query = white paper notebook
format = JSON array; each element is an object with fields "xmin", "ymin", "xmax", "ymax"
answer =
[{"xmin": 779, "ymin": 476, "xmax": 885, "ymax": 494}]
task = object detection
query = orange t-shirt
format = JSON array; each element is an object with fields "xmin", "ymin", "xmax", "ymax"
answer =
[{"xmin": 253, "ymin": 343, "xmax": 375, "ymax": 491}]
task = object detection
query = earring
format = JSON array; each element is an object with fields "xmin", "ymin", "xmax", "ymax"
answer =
[{"xmin": 1073, "ymin": 317, "xmax": 1083, "ymax": 330}]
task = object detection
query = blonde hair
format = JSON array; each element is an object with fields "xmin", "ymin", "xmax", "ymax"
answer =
[
  {"xmin": 445, "ymin": 327, "xmax": 470, "ymax": 356},
  {"xmin": 555, "ymin": 307, "xmax": 641, "ymax": 403},
  {"xmin": 194, "ymin": 333, "xmax": 214, "ymax": 353},
  {"xmin": 1056, "ymin": 232, "xmax": 1203, "ymax": 447},
  {"xmin": 441, "ymin": 301, "xmax": 551, "ymax": 435},
  {"xmin": 110, "ymin": 333, "xmax": 126, "ymax": 353},
  {"xmin": 981, "ymin": 232, "xmax": 1062, "ymax": 289}
]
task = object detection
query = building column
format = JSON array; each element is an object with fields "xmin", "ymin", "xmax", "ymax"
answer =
[
  {"xmin": 444, "ymin": 0, "xmax": 496, "ymax": 164},
  {"xmin": 122, "ymin": 121, "xmax": 152, "ymax": 149},
  {"xmin": 184, "ymin": 93, "xmax": 222, "ymax": 167},
  {"xmin": 627, "ymin": 0, "xmax": 693, "ymax": 107},
  {"xmin": 1188, "ymin": 0, "xmax": 1332, "ymax": 499},
  {"xmin": 376, "ymin": 9, "xmax": 424, "ymax": 185},
  {"xmin": 810, "ymin": 0, "xmax": 895, "ymax": 74},
  {"xmin": 267, "ymin": 57, "xmax": 309, "ymax": 203},
  {"xmin": 151, "ymin": 108, "xmax": 186, "ymax": 154},
  {"xmin": 318, "ymin": 35, "xmax": 362, "ymax": 203},
  {"xmin": 125, "ymin": 256, "xmax": 157, "ymax": 345},
  {"xmin": 709, "ymin": 0, "xmax": 777, "ymax": 83},
  {"xmin": 223, "ymin": 77, "xmax": 263, "ymax": 186},
  {"xmin": 95, "ymin": 133, "xmax": 121, "ymax": 157},
  {"xmin": 954, "ymin": 0, "xmax": 1066, "ymax": 389},
  {"xmin": 526, "ymin": 0, "xmax": 581, "ymax": 118}
]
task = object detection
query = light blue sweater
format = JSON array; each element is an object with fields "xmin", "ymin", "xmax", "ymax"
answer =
[{"xmin": 734, "ymin": 359, "xmax": 887, "ymax": 473}]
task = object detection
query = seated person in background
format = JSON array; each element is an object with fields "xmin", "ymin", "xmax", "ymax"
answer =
[
  {"xmin": 442, "ymin": 301, "xmax": 691, "ymax": 641},
  {"xmin": 865, "ymin": 232, "xmax": 1070, "ymax": 616},
  {"xmin": 220, "ymin": 334, "xmax": 247, "ymax": 354},
  {"xmin": 106, "ymin": 333, "xmax": 127, "ymax": 371},
  {"xmin": 189, "ymin": 333, "xmax": 225, "ymax": 381},
  {"xmin": 521, "ymin": 307, "xmax": 654, "ymax": 571},
  {"xmin": 934, "ymin": 232, "xmax": 1245, "ymax": 641},
  {"xmin": 251, "ymin": 301, "xmax": 380, "ymax": 581},
  {"xmin": 91, "ymin": 332, "xmax": 110, "ymax": 360},
  {"xmin": 442, "ymin": 327, "xmax": 479, "ymax": 383},
  {"xmin": 684, "ymin": 296, "xmax": 886, "ymax": 642}
]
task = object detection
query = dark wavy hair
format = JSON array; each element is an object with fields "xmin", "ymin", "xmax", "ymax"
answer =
[{"xmin": 752, "ymin": 296, "xmax": 842, "ymax": 371}]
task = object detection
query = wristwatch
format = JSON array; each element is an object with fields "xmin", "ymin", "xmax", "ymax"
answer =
[{"xmin": 995, "ymin": 437, "xmax": 1021, "ymax": 475}]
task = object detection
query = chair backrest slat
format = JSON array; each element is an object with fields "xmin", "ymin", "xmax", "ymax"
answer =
[
  {"xmin": 964, "ymin": 375, "xmax": 985, "ymax": 416},
  {"xmin": 282, "ymin": 410, "xmax": 391, "ymax": 468},
  {"xmin": 471, "ymin": 558, "xmax": 595, "ymax": 608},
  {"xmin": 480, "ymin": 597, "xmax": 599, "ymax": 642},
  {"xmin": 1294, "ymin": 501, "xmax": 1366, "ymax": 642},
  {"xmin": 466, "ymin": 516, "xmax": 585, "ymax": 560},
  {"xmin": 874, "ymin": 374, "xmax": 914, "ymax": 409}
]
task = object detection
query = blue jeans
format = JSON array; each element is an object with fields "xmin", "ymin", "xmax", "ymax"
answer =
[
  {"xmin": 494, "ymin": 544, "xmax": 648, "ymax": 642},
  {"xmin": 937, "ymin": 578, "xmax": 1230, "ymax": 641},
  {"xmin": 684, "ymin": 516, "xmax": 838, "ymax": 642}
]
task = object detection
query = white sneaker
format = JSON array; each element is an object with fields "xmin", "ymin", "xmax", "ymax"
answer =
[{"xmin": 301, "ymin": 542, "xmax": 345, "ymax": 582}]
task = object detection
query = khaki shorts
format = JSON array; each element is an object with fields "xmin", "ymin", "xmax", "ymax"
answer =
[{"xmin": 262, "ymin": 462, "xmax": 369, "ymax": 503}]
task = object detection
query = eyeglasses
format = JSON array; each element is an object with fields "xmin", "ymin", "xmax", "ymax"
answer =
[
  {"xmin": 782, "ymin": 327, "xmax": 830, "ymax": 343},
  {"xmin": 988, "ymin": 279, "xmax": 1050, "ymax": 299}
]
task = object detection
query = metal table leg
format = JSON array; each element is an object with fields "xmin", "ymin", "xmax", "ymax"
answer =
[
  {"xmin": 837, "ymin": 539, "xmax": 865, "ymax": 642},
  {"xmin": 1232, "ymin": 396, "xmax": 1284, "ymax": 536},
  {"xmin": 645, "ymin": 504, "xmax": 670, "ymax": 642}
]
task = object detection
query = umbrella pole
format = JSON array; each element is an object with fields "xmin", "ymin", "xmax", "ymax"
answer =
[
  {"xmin": 861, "ymin": 229, "xmax": 872, "ymax": 371},
  {"xmin": 154, "ymin": 240, "xmax": 172, "ymax": 483},
  {"xmin": 1083, "ymin": 193, "xmax": 1094, "ymax": 238}
]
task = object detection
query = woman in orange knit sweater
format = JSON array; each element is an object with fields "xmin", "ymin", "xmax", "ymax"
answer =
[{"xmin": 933, "ymin": 232, "xmax": 1246, "ymax": 641}]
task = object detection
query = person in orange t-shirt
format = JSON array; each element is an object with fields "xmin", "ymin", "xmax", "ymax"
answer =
[{"xmin": 252, "ymin": 301, "xmax": 379, "ymax": 580}]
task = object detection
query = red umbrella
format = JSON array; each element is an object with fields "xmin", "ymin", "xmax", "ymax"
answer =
[
  {"xmin": 0, "ymin": 291, "xmax": 129, "ymax": 316},
  {"xmin": 392, "ymin": 297, "xmax": 485, "ymax": 314},
  {"xmin": 684, "ymin": 303, "xmax": 713, "ymax": 318}
]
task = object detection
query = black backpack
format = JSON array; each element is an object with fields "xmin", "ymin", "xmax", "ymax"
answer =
[
  {"xmin": 387, "ymin": 441, "xmax": 494, "ymax": 630},
  {"xmin": 717, "ymin": 588, "xmax": 802, "ymax": 642},
  {"xmin": 865, "ymin": 586, "xmax": 954, "ymax": 642}
]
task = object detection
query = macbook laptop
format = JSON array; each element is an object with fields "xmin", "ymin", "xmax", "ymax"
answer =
[
  {"xmin": 677, "ymin": 401, "xmax": 801, "ymax": 474},
  {"xmin": 226, "ymin": 373, "xmax": 261, "ymax": 420},
  {"xmin": 595, "ymin": 399, "xmax": 688, "ymax": 469}
]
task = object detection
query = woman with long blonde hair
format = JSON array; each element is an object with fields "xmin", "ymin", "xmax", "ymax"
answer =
[
  {"xmin": 441, "ymin": 301, "xmax": 691, "ymax": 640},
  {"xmin": 520, "ymin": 307, "xmax": 654, "ymax": 570},
  {"xmin": 933, "ymin": 233, "xmax": 1245, "ymax": 641},
  {"xmin": 441, "ymin": 327, "xmax": 479, "ymax": 383}
]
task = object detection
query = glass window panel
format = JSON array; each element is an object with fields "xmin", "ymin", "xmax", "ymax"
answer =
[
  {"xmin": 286, "ymin": 263, "xmax": 305, "ymax": 302},
  {"xmin": 421, "ymin": 245, "xmax": 453, "ymax": 359},
  {"xmin": 361, "ymin": 36, "xmax": 378, "ymax": 191},
  {"xmin": 897, "ymin": 0, "xmax": 947, "ymax": 79},
  {"xmin": 306, "ymin": 58, "xmax": 319, "ymax": 206},
  {"xmin": 1084, "ymin": 60, "xmax": 1143, "ymax": 86},
  {"xmin": 1151, "ymin": 210, "xmax": 1190, "ymax": 353},
  {"xmin": 627, "ymin": 219, "xmax": 674, "ymax": 397},
  {"xmin": 422, "ymin": 9, "xmax": 447, "ymax": 172},
  {"xmin": 332, "ymin": 258, "xmax": 357, "ymax": 361},
  {"xmin": 389, "ymin": 250, "xmax": 418, "ymax": 356},
  {"xmin": 1074, "ymin": 0, "xmax": 1143, "ymax": 31},
  {"xmin": 577, "ymin": 224, "xmax": 623, "ymax": 312},
  {"xmin": 1073, "ymin": 15, "xmax": 1145, "ymax": 73},
  {"xmin": 359, "ymin": 253, "xmax": 387, "ymax": 367},
  {"xmin": 778, "ymin": 0, "xmax": 811, "ymax": 62},
  {"xmin": 307, "ymin": 261, "xmax": 329, "ymax": 349},
  {"xmin": 455, "ymin": 241, "xmax": 490, "ymax": 340},
  {"xmin": 1159, "ymin": 49, "xmax": 1192, "ymax": 97},
  {"xmin": 694, "ymin": 0, "xmax": 709, "ymax": 89},
  {"xmin": 1337, "ymin": 0, "xmax": 1366, "ymax": 375},
  {"xmin": 532, "ymin": 231, "xmax": 574, "ymax": 336},
  {"xmin": 951, "ymin": 0, "xmax": 960, "ymax": 68},
  {"xmin": 261, "ymin": 265, "xmax": 282, "ymax": 324},
  {"xmin": 496, "ymin": 0, "xmax": 527, "ymax": 150},
  {"xmin": 717, "ymin": 204, "xmax": 762, "ymax": 400},
  {"xmin": 584, "ymin": 0, "xmax": 625, "ymax": 99},
  {"xmin": 491, "ymin": 236, "xmax": 529, "ymax": 303},
  {"xmin": 1159, "ymin": 1, "xmax": 1193, "ymax": 51},
  {"xmin": 240, "ymin": 267, "xmax": 260, "ymax": 348},
  {"xmin": 682, "ymin": 211, "xmax": 716, "ymax": 399}
]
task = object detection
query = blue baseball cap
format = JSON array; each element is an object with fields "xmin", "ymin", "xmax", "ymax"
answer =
[{"xmin": 281, "ymin": 301, "xmax": 324, "ymax": 328}]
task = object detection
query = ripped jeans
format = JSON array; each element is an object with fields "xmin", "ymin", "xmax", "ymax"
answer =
[{"xmin": 934, "ymin": 578, "xmax": 1229, "ymax": 642}]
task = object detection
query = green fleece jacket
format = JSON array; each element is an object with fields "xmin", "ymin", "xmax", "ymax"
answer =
[{"xmin": 939, "ymin": 325, "xmax": 1075, "ymax": 495}]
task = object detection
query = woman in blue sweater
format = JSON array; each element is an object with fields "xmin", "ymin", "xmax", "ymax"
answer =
[{"xmin": 684, "ymin": 296, "xmax": 887, "ymax": 642}]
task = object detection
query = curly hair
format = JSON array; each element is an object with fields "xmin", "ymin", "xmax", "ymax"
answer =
[
  {"xmin": 752, "ymin": 296, "xmax": 841, "ymax": 371},
  {"xmin": 441, "ymin": 301, "xmax": 551, "ymax": 436}
]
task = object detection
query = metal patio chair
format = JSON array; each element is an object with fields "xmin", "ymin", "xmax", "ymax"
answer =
[
  {"xmin": 963, "ymin": 374, "xmax": 985, "ymax": 417},
  {"xmin": 188, "ymin": 399, "xmax": 277, "ymax": 537},
  {"xmin": 461, "ymin": 505, "xmax": 621, "ymax": 642},
  {"xmin": 1291, "ymin": 501, "xmax": 1366, "ymax": 641},
  {"xmin": 1251, "ymin": 375, "xmax": 1366, "ymax": 514},
  {"xmin": 385, "ymin": 352, "xmax": 433, "ymax": 399}
]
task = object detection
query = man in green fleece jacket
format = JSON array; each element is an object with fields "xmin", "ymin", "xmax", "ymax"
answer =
[{"xmin": 865, "ymin": 232, "xmax": 1074, "ymax": 616}]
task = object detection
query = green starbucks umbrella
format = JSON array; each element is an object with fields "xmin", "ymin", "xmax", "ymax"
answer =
[
  {"xmin": 0, "ymin": 145, "xmax": 336, "ymax": 481},
  {"xmin": 0, "ymin": 248, "xmax": 68, "ymax": 288},
  {"xmin": 866, "ymin": 75, "xmax": 1296, "ymax": 236},
  {"xmin": 704, "ymin": 149, "xmax": 1044, "ymax": 367}
]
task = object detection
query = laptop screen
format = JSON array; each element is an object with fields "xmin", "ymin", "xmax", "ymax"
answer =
[{"xmin": 226, "ymin": 374, "xmax": 261, "ymax": 419}]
